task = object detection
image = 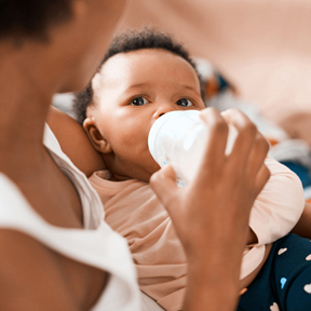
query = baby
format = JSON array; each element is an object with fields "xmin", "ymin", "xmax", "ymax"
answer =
[{"xmin": 50, "ymin": 29, "xmax": 311, "ymax": 311}]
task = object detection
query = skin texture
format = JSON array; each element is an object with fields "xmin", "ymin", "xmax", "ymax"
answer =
[
  {"xmin": 85, "ymin": 49, "xmax": 206, "ymax": 181},
  {"xmin": 84, "ymin": 49, "xmax": 260, "ymax": 251},
  {"xmin": 48, "ymin": 106, "xmax": 105, "ymax": 177},
  {"xmin": 49, "ymin": 48, "xmax": 272, "ymax": 307},
  {"xmin": 150, "ymin": 109, "xmax": 271, "ymax": 311},
  {"xmin": 292, "ymin": 202, "xmax": 311, "ymax": 238},
  {"xmin": 0, "ymin": 0, "xmax": 127, "ymax": 310},
  {"xmin": 0, "ymin": 1, "xmax": 271, "ymax": 310},
  {"xmin": 50, "ymin": 106, "xmax": 270, "ymax": 311},
  {"xmin": 47, "ymin": 43, "xmax": 311, "ymax": 311}
]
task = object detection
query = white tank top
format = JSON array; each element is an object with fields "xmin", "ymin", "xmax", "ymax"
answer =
[{"xmin": 0, "ymin": 125, "xmax": 143, "ymax": 311}]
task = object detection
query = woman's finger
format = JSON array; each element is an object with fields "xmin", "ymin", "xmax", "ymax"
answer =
[
  {"xmin": 221, "ymin": 109, "xmax": 258, "ymax": 167},
  {"xmin": 196, "ymin": 108, "xmax": 229, "ymax": 182},
  {"xmin": 246, "ymin": 132, "xmax": 270, "ymax": 181},
  {"xmin": 149, "ymin": 164, "xmax": 180, "ymax": 215},
  {"xmin": 254, "ymin": 164, "xmax": 271, "ymax": 198}
]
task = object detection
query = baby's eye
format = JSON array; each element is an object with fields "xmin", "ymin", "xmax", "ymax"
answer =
[
  {"xmin": 131, "ymin": 97, "xmax": 148, "ymax": 106},
  {"xmin": 176, "ymin": 98, "xmax": 193, "ymax": 107}
]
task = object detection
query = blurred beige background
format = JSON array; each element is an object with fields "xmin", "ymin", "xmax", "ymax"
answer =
[{"xmin": 118, "ymin": 0, "xmax": 311, "ymax": 143}]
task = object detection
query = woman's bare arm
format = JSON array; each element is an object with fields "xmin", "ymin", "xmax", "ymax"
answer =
[
  {"xmin": 0, "ymin": 230, "xmax": 80, "ymax": 311},
  {"xmin": 47, "ymin": 107, "xmax": 105, "ymax": 177}
]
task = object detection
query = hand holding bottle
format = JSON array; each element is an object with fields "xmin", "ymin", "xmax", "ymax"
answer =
[{"xmin": 149, "ymin": 108, "xmax": 270, "ymax": 311}]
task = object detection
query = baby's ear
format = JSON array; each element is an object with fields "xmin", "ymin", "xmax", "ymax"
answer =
[{"xmin": 83, "ymin": 117, "xmax": 112, "ymax": 154}]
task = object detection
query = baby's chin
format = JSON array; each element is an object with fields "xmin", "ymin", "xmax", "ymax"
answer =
[
  {"xmin": 132, "ymin": 168, "xmax": 158, "ymax": 183},
  {"xmin": 108, "ymin": 167, "xmax": 156, "ymax": 182},
  {"xmin": 110, "ymin": 172, "xmax": 150, "ymax": 182},
  {"xmin": 108, "ymin": 155, "xmax": 161, "ymax": 182}
]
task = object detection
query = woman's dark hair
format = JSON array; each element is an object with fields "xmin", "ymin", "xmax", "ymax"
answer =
[
  {"xmin": 73, "ymin": 28, "xmax": 205, "ymax": 124},
  {"xmin": 0, "ymin": 0, "xmax": 73, "ymax": 41}
]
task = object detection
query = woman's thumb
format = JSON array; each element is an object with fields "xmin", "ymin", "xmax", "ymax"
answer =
[{"xmin": 149, "ymin": 164, "xmax": 179, "ymax": 209}]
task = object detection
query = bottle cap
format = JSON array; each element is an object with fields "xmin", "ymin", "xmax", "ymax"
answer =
[{"xmin": 148, "ymin": 110, "xmax": 200, "ymax": 160}]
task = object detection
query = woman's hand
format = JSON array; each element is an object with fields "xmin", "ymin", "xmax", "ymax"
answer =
[{"xmin": 149, "ymin": 108, "xmax": 270, "ymax": 311}]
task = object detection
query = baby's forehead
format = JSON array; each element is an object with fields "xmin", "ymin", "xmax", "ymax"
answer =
[{"xmin": 93, "ymin": 49, "xmax": 199, "ymax": 90}]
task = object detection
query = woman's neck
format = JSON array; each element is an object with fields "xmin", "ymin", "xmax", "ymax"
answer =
[{"xmin": 0, "ymin": 44, "xmax": 54, "ymax": 174}]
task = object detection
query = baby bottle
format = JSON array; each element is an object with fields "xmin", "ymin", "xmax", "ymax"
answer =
[{"xmin": 148, "ymin": 110, "xmax": 237, "ymax": 185}]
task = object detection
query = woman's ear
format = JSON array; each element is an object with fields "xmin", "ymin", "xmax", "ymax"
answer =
[{"xmin": 83, "ymin": 117, "xmax": 112, "ymax": 154}]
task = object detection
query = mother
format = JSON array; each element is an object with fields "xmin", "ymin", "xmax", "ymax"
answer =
[{"xmin": 0, "ymin": 1, "xmax": 269, "ymax": 310}]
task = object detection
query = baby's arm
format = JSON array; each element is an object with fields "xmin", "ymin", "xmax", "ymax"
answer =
[
  {"xmin": 47, "ymin": 107, "xmax": 105, "ymax": 177},
  {"xmin": 249, "ymin": 156, "xmax": 305, "ymax": 245},
  {"xmin": 292, "ymin": 202, "xmax": 311, "ymax": 238}
]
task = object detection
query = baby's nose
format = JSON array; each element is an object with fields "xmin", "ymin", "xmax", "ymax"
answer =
[{"xmin": 153, "ymin": 102, "xmax": 177, "ymax": 119}]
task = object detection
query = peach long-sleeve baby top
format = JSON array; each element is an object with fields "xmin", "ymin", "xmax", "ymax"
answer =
[{"xmin": 89, "ymin": 156, "xmax": 304, "ymax": 311}]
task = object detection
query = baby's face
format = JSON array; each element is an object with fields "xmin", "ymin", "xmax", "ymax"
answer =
[{"xmin": 87, "ymin": 48, "xmax": 205, "ymax": 181}]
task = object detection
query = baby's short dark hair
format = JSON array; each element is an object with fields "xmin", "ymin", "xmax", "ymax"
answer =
[{"xmin": 73, "ymin": 28, "xmax": 205, "ymax": 125}]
